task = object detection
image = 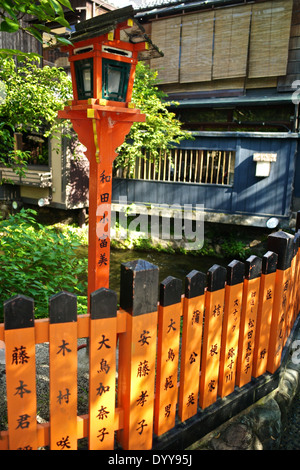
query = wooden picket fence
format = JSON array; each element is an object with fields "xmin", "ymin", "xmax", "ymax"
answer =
[{"xmin": 1, "ymin": 228, "xmax": 300, "ymax": 450}]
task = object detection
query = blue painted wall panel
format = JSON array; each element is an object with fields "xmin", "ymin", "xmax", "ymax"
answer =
[
  {"xmin": 112, "ymin": 135, "xmax": 297, "ymax": 218},
  {"xmin": 294, "ymin": 149, "xmax": 300, "ymax": 198}
]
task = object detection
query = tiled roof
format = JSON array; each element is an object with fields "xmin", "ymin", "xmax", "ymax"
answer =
[
  {"xmin": 133, "ymin": 0, "xmax": 180, "ymax": 8},
  {"xmin": 133, "ymin": 0, "xmax": 254, "ymax": 13}
]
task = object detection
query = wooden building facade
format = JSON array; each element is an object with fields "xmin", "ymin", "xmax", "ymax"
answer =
[
  {"xmin": 113, "ymin": 0, "xmax": 300, "ymax": 227},
  {"xmin": 113, "ymin": 131, "xmax": 297, "ymax": 226},
  {"xmin": 1, "ymin": 0, "xmax": 300, "ymax": 227},
  {"xmin": 0, "ymin": 1, "xmax": 112, "ymax": 212}
]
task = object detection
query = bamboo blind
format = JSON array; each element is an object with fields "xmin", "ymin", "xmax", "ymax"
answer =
[
  {"xmin": 180, "ymin": 11, "xmax": 214, "ymax": 83},
  {"xmin": 212, "ymin": 5, "xmax": 252, "ymax": 80},
  {"xmin": 248, "ymin": 0, "xmax": 293, "ymax": 79},
  {"xmin": 150, "ymin": 17, "xmax": 181, "ymax": 84},
  {"xmin": 149, "ymin": 0, "xmax": 293, "ymax": 85}
]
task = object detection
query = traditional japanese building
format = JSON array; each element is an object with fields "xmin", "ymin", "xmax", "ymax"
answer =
[
  {"xmin": 1, "ymin": 0, "xmax": 300, "ymax": 229},
  {"xmin": 112, "ymin": 0, "xmax": 300, "ymax": 228},
  {"xmin": 0, "ymin": 1, "xmax": 113, "ymax": 216}
]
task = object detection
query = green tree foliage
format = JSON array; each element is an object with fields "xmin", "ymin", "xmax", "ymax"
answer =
[
  {"xmin": 0, "ymin": 208, "xmax": 88, "ymax": 320},
  {"xmin": 0, "ymin": 0, "xmax": 73, "ymax": 58},
  {"xmin": 115, "ymin": 62, "xmax": 192, "ymax": 175},
  {"xmin": 0, "ymin": 56, "xmax": 72, "ymax": 171}
]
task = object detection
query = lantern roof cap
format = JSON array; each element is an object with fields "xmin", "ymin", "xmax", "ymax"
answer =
[{"xmin": 71, "ymin": 6, "xmax": 163, "ymax": 60}]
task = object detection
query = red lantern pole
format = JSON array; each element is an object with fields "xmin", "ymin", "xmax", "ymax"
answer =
[
  {"xmin": 59, "ymin": 103, "xmax": 145, "ymax": 308},
  {"xmin": 58, "ymin": 7, "xmax": 162, "ymax": 310}
]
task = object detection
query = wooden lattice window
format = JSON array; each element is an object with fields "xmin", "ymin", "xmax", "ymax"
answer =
[{"xmin": 115, "ymin": 148, "xmax": 235, "ymax": 186}]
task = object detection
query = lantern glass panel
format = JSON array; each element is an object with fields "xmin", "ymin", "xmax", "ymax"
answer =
[
  {"xmin": 107, "ymin": 67, "xmax": 122, "ymax": 94},
  {"xmin": 102, "ymin": 58, "xmax": 131, "ymax": 102},
  {"xmin": 83, "ymin": 68, "xmax": 92, "ymax": 93},
  {"xmin": 74, "ymin": 58, "xmax": 94, "ymax": 100}
]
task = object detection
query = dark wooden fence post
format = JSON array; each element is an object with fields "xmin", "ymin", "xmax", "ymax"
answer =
[
  {"xmin": 293, "ymin": 231, "xmax": 300, "ymax": 324},
  {"xmin": 117, "ymin": 259, "xmax": 159, "ymax": 450},
  {"xmin": 219, "ymin": 260, "xmax": 245, "ymax": 398},
  {"xmin": 4, "ymin": 295, "xmax": 37, "ymax": 450},
  {"xmin": 154, "ymin": 275, "xmax": 182, "ymax": 436},
  {"xmin": 49, "ymin": 291, "xmax": 78, "ymax": 450},
  {"xmin": 179, "ymin": 270, "xmax": 206, "ymax": 422},
  {"xmin": 266, "ymin": 231, "xmax": 294, "ymax": 374},
  {"xmin": 252, "ymin": 251, "xmax": 278, "ymax": 378},
  {"xmin": 285, "ymin": 233, "xmax": 299, "ymax": 341},
  {"xmin": 89, "ymin": 287, "xmax": 117, "ymax": 450},
  {"xmin": 199, "ymin": 264, "xmax": 226, "ymax": 409},
  {"xmin": 296, "ymin": 210, "xmax": 300, "ymax": 232},
  {"xmin": 236, "ymin": 255, "xmax": 262, "ymax": 387}
]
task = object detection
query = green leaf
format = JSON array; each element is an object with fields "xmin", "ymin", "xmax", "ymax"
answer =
[
  {"xmin": 49, "ymin": 0, "xmax": 64, "ymax": 14},
  {"xmin": 55, "ymin": 15, "xmax": 70, "ymax": 28},
  {"xmin": 56, "ymin": 36, "xmax": 73, "ymax": 46},
  {"xmin": 26, "ymin": 27, "xmax": 43, "ymax": 42},
  {"xmin": 57, "ymin": 0, "xmax": 73, "ymax": 10},
  {"xmin": 31, "ymin": 23, "xmax": 52, "ymax": 33},
  {"xmin": 0, "ymin": 0, "xmax": 18, "ymax": 20},
  {"xmin": 0, "ymin": 18, "xmax": 19, "ymax": 33},
  {"xmin": 0, "ymin": 48, "xmax": 41, "ymax": 60}
]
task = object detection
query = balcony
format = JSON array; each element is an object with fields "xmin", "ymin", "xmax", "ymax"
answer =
[{"xmin": 0, "ymin": 165, "xmax": 52, "ymax": 188}]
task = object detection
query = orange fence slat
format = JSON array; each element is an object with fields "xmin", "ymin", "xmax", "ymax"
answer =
[
  {"xmin": 267, "ymin": 268, "xmax": 291, "ymax": 374},
  {"xmin": 199, "ymin": 265, "xmax": 226, "ymax": 410},
  {"xmin": 292, "ymin": 231, "xmax": 300, "ymax": 324},
  {"xmin": 179, "ymin": 270, "xmax": 205, "ymax": 422},
  {"xmin": 1, "ymin": 225, "xmax": 300, "ymax": 450},
  {"xmin": 285, "ymin": 238, "xmax": 299, "ymax": 341},
  {"xmin": 293, "ymin": 235, "xmax": 300, "ymax": 323},
  {"xmin": 267, "ymin": 232, "xmax": 294, "ymax": 374},
  {"xmin": 117, "ymin": 259, "xmax": 159, "ymax": 450},
  {"xmin": 154, "ymin": 276, "xmax": 182, "ymax": 436},
  {"xmin": 4, "ymin": 296, "xmax": 38, "ymax": 450},
  {"xmin": 119, "ymin": 310, "xmax": 158, "ymax": 448},
  {"xmin": 236, "ymin": 256, "xmax": 262, "ymax": 388},
  {"xmin": 219, "ymin": 260, "xmax": 244, "ymax": 398},
  {"xmin": 49, "ymin": 292, "xmax": 78, "ymax": 450},
  {"xmin": 88, "ymin": 288, "xmax": 117, "ymax": 450},
  {"xmin": 252, "ymin": 251, "xmax": 277, "ymax": 378}
]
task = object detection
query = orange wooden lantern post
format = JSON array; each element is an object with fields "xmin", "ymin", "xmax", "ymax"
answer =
[{"xmin": 58, "ymin": 7, "xmax": 162, "ymax": 306}]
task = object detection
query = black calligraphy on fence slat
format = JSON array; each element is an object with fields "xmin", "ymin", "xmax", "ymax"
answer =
[
  {"xmin": 49, "ymin": 291, "xmax": 78, "ymax": 450},
  {"xmin": 89, "ymin": 287, "xmax": 117, "ymax": 450},
  {"xmin": 252, "ymin": 250, "xmax": 278, "ymax": 378},
  {"xmin": 266, "ymin": 231, "xmax": 294, "ymax": 373},
  {"xmin": 4, "ymin": 295, "xmax": 38, "ymax": 450},
  {"xmin": 118, "ymin": 259, "xmax": 159, "ymax": 450},
  {"xmin": 179, "ymin": 270, "xmax": 206, "ymax": 421},
  {"xmin": 236, "ymin": 256, "xmax": 262, "ymax": 387},
  {"xmin": 154, "ymin": 275, "xmax": 182, "ymax": 436},
  {"xmin": 199, "ymin": 265, "xmax": 226, "ymax": 409},
  {"xmin": 219, "ymin": 260, "xmax": 245, "ymax": 398}
]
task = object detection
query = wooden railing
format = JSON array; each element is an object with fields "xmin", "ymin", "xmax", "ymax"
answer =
[
  {"xmin": 0, "ymin": 165, "xmax": 52, "ymax": 188},
  {"xmin": 0, "ymin": 229, "xmax": 299, "ymax": 450},
  {"xmin": 114, "ymin": 148, "xmax": 235, "ymax": 185}
]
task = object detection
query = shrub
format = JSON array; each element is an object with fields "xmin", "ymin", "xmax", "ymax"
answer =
[
  {"xmin": 220, "ymin": 235, "xmax": 251, "ymax": 260},
  {"xmin": 0, "ymin": 208, "xmax": 87, "ymax": 320}
]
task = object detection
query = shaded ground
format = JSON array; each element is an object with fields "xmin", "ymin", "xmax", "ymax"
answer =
[{"xmin": 279, "ymin": 387, "xmax": 300, "ymax": 450}]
